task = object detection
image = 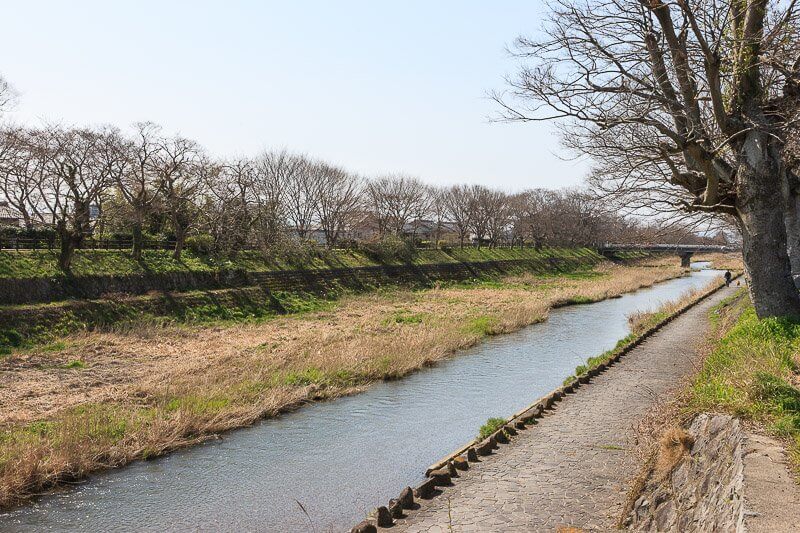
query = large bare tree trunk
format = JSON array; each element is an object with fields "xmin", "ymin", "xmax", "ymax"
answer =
[
  {"xmin": 173, "ymin": 227, "xmax": 185, "ymax": 260},
  {"xmin": 782, "ymin": 175, "xmax": 800, "ymax": 286},
  {"xmin": 57, "ymin": 224, "xmax": 79, "ymax": 272},
  {"xmin": 131, "ymin": 218, "xmax": 144, "ymax": 261},
  {"xmin": 738, "ymin": 132, "xmax": 800, "ymax": 317}
]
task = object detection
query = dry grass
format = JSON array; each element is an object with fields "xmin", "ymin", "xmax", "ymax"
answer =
[
  {"xmin": 626, "ymin": 282, "xmax": 717, "ymax": 337},
  {"xmin": 692, "ymin": 252, "xmax": 743, "ymax": 272},
  {"xmin": 0, "ymin": 259, "xmax": 685, "ymax": 507},
  {"xmin": 653, "ymin": 427, "xmax": 694, "ymax": 481}
]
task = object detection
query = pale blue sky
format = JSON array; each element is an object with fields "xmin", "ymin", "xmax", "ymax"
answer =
[{"xmin": 0, "ymin": 0, "xmax": 590, "ymax": 190}]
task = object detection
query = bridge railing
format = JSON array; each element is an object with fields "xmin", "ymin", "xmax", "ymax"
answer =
[{"xmin": 598, "ymin": 243, "xmax": 737, "ymax": 253}]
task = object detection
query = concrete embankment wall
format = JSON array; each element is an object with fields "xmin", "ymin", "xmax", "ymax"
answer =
[
  {"xmin": 627, "ymin": 414, "xmax": 745, "ymax": 532},
  {"xmin": 0, "ymin": 252, "xmax": 603, "ymax": 307},
  {"xmin": 0, "ymin": 252, "xmax": 603, "ymax": 337}
]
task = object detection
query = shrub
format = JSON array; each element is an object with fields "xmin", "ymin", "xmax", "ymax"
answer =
[
  {"xmin": 358, "ymin": 235, "xmax": 418, "ymax": 263},
  {"xmin": 0, "ymin": 329, "xmax": 23, "ymax": 349},
  {"xmin": 271, "ymin": 239, "xmax": 322, "ymax": 268},
  {"xmin": 478, "ymin": 417, "xmax": 507, "ymax": 439},
  {"xmin": 185, "ymin": 234, "xmax": 214, "ymax": 256},
  {"xmin": 0, "ymin": 225, "xmax": 57, "ymax": 247}
]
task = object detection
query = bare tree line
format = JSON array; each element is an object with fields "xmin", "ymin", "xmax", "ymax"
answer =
[
  {"xmin": 0, "ymin": 119, "xmax": 723, "ymax": 270},
  {"xmin": 1, "ymin": 61, "xmax": 725, "ymax": 272}
]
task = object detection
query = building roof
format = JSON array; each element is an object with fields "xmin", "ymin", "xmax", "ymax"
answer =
[{"xmin": 0, "ymin": 202, "xmax": 23, "ymax": 220}]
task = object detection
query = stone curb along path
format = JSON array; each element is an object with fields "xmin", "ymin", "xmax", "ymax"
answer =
[{"xmin": 350, "ymin": 277, "xmax": 736, "ymax": 533}]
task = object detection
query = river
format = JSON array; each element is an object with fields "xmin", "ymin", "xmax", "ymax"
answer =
[{"xmin": 0, "ymin": 264, "xmax": 722, "ymax": 532}]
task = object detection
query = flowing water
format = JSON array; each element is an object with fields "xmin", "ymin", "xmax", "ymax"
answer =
[{"xmin": 0, "ymin": 265, "xmax": 721, "ymax": 532}]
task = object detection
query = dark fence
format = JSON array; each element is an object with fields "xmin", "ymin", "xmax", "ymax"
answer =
[
  {"xmin": 0, "ymin": 237, "xmax": 549, "ymax": 252},
  {"xmin": 0, "ymin": 237, "xmax": 179, "ymax": 251}
]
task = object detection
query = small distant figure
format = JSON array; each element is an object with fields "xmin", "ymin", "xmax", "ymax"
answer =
[{"xmin": 724, "ymin": 270, "xmax": 732, "ymax": 287}]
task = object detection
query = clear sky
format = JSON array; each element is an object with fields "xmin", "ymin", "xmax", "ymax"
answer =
[{"xmin": 0, "ymin": 0, "xmax": 590, "ymax": 191}]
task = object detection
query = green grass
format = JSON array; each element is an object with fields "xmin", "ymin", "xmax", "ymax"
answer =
[
  {"xmin": 478, "ymin": 417, "xmax": 507, "ymax": 440},
  {"xmin": 562, "ymin": 333, "xmax": 637, "ymax": 386},
  {"xmin": 0, "ymin": 247, "xmax": 601, "ymax": 279},
  {"xmin": 560, "ymin": 295, "xmax": 595, "ymax": 305},
  {"xmin": 164, "ymin": 395, "xmax": 231, "ymax": 414},
  {"xmin": 464, "ymin": 315, "xmax": 499, "ymax": 336},
  {"xmin": 687, "ymin": 300, "xmax": 800, "ymax": 459},
  {"xmin": 63, "ymin": 360, "xmax": 86, "ymax": 369}
]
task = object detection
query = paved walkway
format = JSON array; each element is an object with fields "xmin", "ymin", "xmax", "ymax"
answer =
[
  {"xmin": 743, "ymin": 432, "xmax": 800, "ymax": 532},
  {"xmin": 393, "ymin": 285, "xmax": 735, "ymax": 532}
]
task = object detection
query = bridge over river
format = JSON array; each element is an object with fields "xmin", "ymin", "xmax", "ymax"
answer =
[{"xmin": 598, "ymin": 243, "xmax": 736, "ymax": 267}]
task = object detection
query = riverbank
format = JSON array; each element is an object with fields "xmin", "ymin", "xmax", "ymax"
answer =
[
  {"xmin": 0, "ymin": 246, "xmax": 604, "ymax": 305},
  {"xmin": 625, "ymin": 286, "xmax": 800, "ymax": 530},
  {"xmin": 0, "ymin": 246, "xmax": 612, "ymax": 280},
  {"xmin": 0, "ymin": 257, "xmax": 684, "ymax": 508}
]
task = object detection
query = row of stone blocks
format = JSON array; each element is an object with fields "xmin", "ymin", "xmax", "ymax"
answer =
[
  {"xmin": 349, "ymin": 387, "xmax": 578, "ymax": 532},
  {"xmin": 350, "ymin": 278, "xmax": 729, "ymax": 532}
]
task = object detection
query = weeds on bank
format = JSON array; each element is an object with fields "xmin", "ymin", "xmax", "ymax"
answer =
[
  {"xmin": 562, "ymin": 280, "xmax": 722, "ymax": 386},
  {"xmin": 686, "ymin": 298, "xmax": 800, "ymax": 463},
  {"xmin": 478, "ymin": 417, "xmax": 507, "ymax": 440}
]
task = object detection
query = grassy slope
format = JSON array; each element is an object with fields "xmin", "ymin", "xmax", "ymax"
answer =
[
  {"xmin": 0, "ymin": 247, "xmax": 604, "ymax": 279},
  {"xmin": 0, "ymin": 247, "xmax": 603, "ymax": 352},
  {"xmin": 686, "ymin": 291, "xmax": 800, "ymax": 465}
]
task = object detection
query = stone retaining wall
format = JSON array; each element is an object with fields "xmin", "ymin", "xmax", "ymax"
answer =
[
  {"xmin": 627, "ymin": 414, "xmax": 745, "ymax": 532},
  {"xmin": 0, "ymin": 254, "xmax": 600, "ymax": 306}
]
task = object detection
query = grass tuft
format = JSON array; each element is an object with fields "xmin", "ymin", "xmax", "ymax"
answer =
[{"xmin": 478, "ymin": 417, "xmax": 507, "ymax": 440}]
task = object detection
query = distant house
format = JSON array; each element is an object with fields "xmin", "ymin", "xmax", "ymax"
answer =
[
  {"xmin": 286, "ymin": 226, "xmax": 328, "ymax": 245},
  {"xmin": 402, "ymin": 219, "xmax": 459, "ymax": 243},
  {"xmin": 343, "ymin": 211, "xmax": 381, "ymax": 242},
  {"xmin": 0, "ymin": 201, "xmax": 24, "ymax": 227}
]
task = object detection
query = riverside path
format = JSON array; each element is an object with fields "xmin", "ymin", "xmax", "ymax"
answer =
[{"xmin": 391, "ymin": 284, "xmax": 737, "ymax": 532}]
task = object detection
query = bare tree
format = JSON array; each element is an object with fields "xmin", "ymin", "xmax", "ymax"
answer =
[
  {"xmin": 496, "ymin": 0, "xmax": 800, "ymax": 317},
  {"xmin": 202, "ymin": 157, "xmax": 256, "ymax": 255},
  {"xmin": 38, "ymin": 126, "xmax": 124, "ymax": 270},
  {"xmin": 484, "ymin": 189, "xmax": 512, "ymax": 247},
  {"xmin": 269, "ymin": 151, "xmax": 316, "ymax": 240},
  {"xmin": 152, "ymin": 134, "xmax": 203, "ymax": 260},
  {"xmin": 366, "ymin": 174, "xmax": 431, "ymax": 237},
  {"xmin": 314, "ymin": 163, "xmax": 361, "ymax": 247},
  {"xmin": 428, "ymin": 186, "xmax": 448, "ymax": 246},
  {"xmin": 467, "ymin": 185, "xmax": 495, "ymax": 247},
  {"xmin": 117, "ymin": 122, "xmax": 163, "ymax": 260},
  {"xmin": 442, "ymin": 184, "xmax": 473, "ymax": 247},
  {"xmin": 252, "ymin": 153, "xmax": 287, "ymax": 251},
  {"xmin": 514, "ymin": 189, "xmax": 555, "ymax": 248},
  {"xmin": 0, "ymin": 126, "xmax": 47, "ymax": 229}
]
